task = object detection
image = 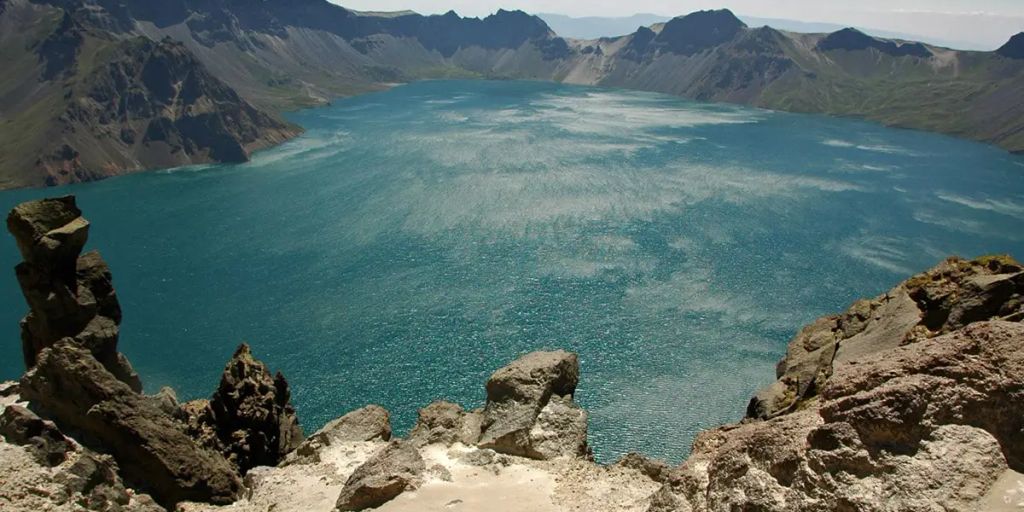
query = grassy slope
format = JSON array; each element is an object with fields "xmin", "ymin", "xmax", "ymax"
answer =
[{"xmin": 760, "ymin": 36, "xmax": 1024, "ymax": 152}]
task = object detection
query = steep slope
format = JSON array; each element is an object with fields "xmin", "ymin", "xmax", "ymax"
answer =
[
  {"xmin": 557, "ymin": 10, "xmax": 1024, "ymax": 153},
  {"xmin": 0, "ymin": 0, "xmax": 300, "ymax": 189},
  {"xmin": 3, "ymin": 3, "xmax": 1024, "ymax": 188}
]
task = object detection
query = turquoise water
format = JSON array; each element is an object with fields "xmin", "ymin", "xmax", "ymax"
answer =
[{"xmin": 1, "ymin": 80, "xmax": 1023, "ymax": 463}]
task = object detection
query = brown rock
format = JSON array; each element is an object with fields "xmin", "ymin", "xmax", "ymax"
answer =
[
  {"xmin": 288, "ymin": 405, "xmax": 390, "ymax": 465},
  {"xmin": 194, "ymin": 343, "xmax": 303, "ymax": 473},
  {"xmin": 676, "ymin": 320, "xmax": 1024, "ymax": 511},
  {"xmin": 19, "ymin": 339, "xmax": 241, "ymax": 507},
  {"xmin": 7, "ymin": 196, "xmax": 140, "ymax": 391},
  {"xmin": 0, "ymin": 404, "xmax": 73, "ymax": 466},
  {"xmin": 408, "ymin": 401, "xmax": 467, "ymax": 448},
  {"xmin": 477, "ymin": 350, "xmax": 588, "ymax": 459},
  {"xmin": 749, "ymin": 255, "xmax": 1024, "ymax": 420},
  {"xmin": 335, "ymin": 440, "xmax": 426, "ymax": 511}
]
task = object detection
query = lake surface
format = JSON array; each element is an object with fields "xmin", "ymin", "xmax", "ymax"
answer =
[{"xmin": 1, "ymin": 80, "xmax": 1023, "ymax": 463}]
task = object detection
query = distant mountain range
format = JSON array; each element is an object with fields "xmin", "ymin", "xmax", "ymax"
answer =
[
  {"xmin": 538, "ymin": 13, "xmax": 993, "ymax": 51},
  {"xmin": 1, "ymin": 1, "xmax": 1023, "ymax": 189}
]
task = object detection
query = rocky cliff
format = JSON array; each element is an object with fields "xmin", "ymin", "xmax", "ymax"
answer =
[
  {"xmin": 0, "ymin": 0, "xmax": 300, "ymax": 189},
  {"xmin": 2, "ymin": 198, "xmax": 1023, "ymax": 511}
]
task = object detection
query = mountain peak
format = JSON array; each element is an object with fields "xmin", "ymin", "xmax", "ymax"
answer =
[
  {"xmin": 818, "ymin": 27, "xmax": 931, "ymax": 58},
  {"xmin": 656, "ymin": 9, "xmax": 746, "ymax": 55},
  {"xmin": 997, "ymin": 32, "xmax": 1024, "ymax": 59}
]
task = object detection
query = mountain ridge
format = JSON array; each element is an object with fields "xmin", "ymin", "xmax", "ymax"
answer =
[{"xmin": 2, "ymin": 1, "xmax": 1024, "ymax": 188}]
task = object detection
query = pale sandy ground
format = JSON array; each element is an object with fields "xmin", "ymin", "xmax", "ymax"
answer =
[
  {"xmin": 977, "ymin": 469, "xmax": 1024, "ymax": 511},
  {"xmin": 181, "ymin": 441, "xmax": 658, "ymax": 512}
]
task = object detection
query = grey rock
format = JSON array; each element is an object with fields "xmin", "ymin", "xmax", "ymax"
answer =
[
  {"xmin": 408, "ymin": 401, "xmax": 467, "ymax": 448},
  {"xmin": 478, "ymin": 350, "xmax": 587, "ymax": 459},
  {"xmin": 289, "ymin": 405, "xmax": 390, "ymax": 464},
  {"xmin": 527, "ymin": 394, "xmax": 589, "ymax": 459},
  {"xmin": 646, "ymin": 483, "xmax": 689, "ymax": 512},
  {"xmin": 335, "ymin": 440, "xmax": 426, "ymax": 511},
  {"xmin": 679, "ymin": 320, "xmax": 1024, "ymax": 511},
  {"xmin": 749, "ymin": 256, "xmax": 1024, "ymax": 420}
]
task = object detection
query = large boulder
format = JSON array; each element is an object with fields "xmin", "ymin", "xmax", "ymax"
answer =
[
  {"xmin": 477, "ymin": 350, "xmax": 588, "ymax": 459},
  {"xmin": 7, "ymin": 196, "xmax": 140, "ymax": 391},
  {"xmin": 749, "ymin": 256, "xmax": 1024, "ymax": 419},
  {"xmin": 183, "ymin": 344, "xmax": 303, "ymax": 474},
  {"xmin": 19, "ymin": 339, "xmax": 242, "ymax": 507},
  {"xmin": 669, "ymin": 320, "xmax": 1024, "ymax": 511},
  {"xmin": 334, "ymin": 440, "xmax": 426, "ymax": 511},
  {"xmin": 287, "ymin": 404, "xmax": 390, "ymax": 465}
]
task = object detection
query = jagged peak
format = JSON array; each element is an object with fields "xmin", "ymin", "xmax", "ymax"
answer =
[
  {"xmin": 997, "ymin": 32, "xmax": 1024, "ymax": 59},
  {"xmin": 654, "ymin": 8, "xmax": 746, "ymax": 55}
]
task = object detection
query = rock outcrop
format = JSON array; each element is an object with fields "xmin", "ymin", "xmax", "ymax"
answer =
[
  {"xmin": 287, "ymin": 404, "xmax": 390, "ymax": 465},
  {"xmin": 0, "ymin": 404, "xmax": 73, "ymax": 466},
  {"xmin": 7, "ymin": 196, "xmax": 141, "ymax": 391},
  {"xmin": 182, "ymin": 344, "xmax": 303, "ymax": 474},
  {"xmin": 408, "ymin": 400, "xmax": 479, "ymax": 448},
  {"xmin": 334, "ymin": 440, "xmax": 426, "ymax": 511},
  {"xmin": 657, "ymin": 319, "xmax": 1024, "ymax": 511},
  {"xmin": 478, "ymin": 350, "xmax": 589, "ymax": 460},
  {"xmin": 749, "ymin": 255, "xmax": 1024, "ymax": 420},
  {"xmin": 19, "ymin": 339, "xmax": 243, "ymax": 507}
]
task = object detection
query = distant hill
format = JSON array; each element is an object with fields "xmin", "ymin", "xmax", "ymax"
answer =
[{"xmin": 2, "ymin": 1, "xmax": 1023, "ymax": 188}]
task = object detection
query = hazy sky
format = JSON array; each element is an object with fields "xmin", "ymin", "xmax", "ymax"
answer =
[{"xmin": 337, "ymin": 0, "xmax": 1024, "ymax": 49}]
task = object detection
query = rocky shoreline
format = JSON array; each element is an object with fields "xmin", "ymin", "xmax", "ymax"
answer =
[{"xmin": 1, "ymin": 196, "xmax": 1023, "ymax": 511}]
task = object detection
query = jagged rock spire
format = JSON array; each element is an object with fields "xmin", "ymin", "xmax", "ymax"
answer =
[{"xmin": 7, "ymin": 195, "xmax": 140, "ymax": 391}]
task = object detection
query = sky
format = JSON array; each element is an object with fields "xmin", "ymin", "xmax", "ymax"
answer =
[{"xmin": 336, "ymin": 0, "xmax": 1024, "ymax": 50}]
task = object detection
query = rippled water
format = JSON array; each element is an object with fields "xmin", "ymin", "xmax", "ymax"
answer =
[{"xmin": 1, "ymin": 80, "xmax": 1023, "ymax": 462}]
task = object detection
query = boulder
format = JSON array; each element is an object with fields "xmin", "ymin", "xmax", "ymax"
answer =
[
  {"xmin": 0, "ymin": 404, "xmax": 73, "ymax": 466},
  {"xmin": 335, "ymin": 440, "xmax": 426, "ymax": 511},
  {"xmin": 615, "ymin": 452, "xmax": 673, "ymax": 484},
  {"xmin": 477, "ymin": 350, "xmax": 588, "ymax": 459},
  {"xmin": 191, "ymin": 343, "xmax": 303, "ymax": 473},
  {"xmin": 19, "ymin": 339, "xmax": 242, "ymax": 507},
  {"xmin": 676, "ymin": 320, "xmax": 1024, "ymax": 511},
  {"xmin": 288, "ymin": 404, "xmax": 390, "ymax": 464},
  {"xmin": 749, "ymin": 256, "xmax": 1024, "ymax": 419},
  {"xmin": 408, "ymin": 401, "xmax": 469, "ymax": 448},
  {"xmin": 7, "ymin": 196, "xmax": 140, "ymax": 391}
]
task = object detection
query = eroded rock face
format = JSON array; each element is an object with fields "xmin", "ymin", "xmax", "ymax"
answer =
[
  {"xmin": 0, "ymin": 404, "xmax": 73, "ymax": 466},
  {"xmin": 287, "ymin": 404, "xmax": 390, "ymax": 465},
  {"xmin": 749, "ymin": 256, "xmax": 1024, "ymax": 419},
  {"xmin": 185, "ymin": 343, "xmax": 303, "ymax": 474},
  {"xmin": 478, "ymin": 350, "xmax": 588, "ymax": 459},
  {"xmin": 408, "ymin": 401, "xmax": 473, "ymax": 448},
  {"xmin": 661, "ymin": 320, "xmax": 1024, "ymax": 512},
  {"xmin": 19, "ymin": 339, "xmax": 242, "ymax": 507},
  {"xmin": 335, "ymin": 440, "xmax": 426, "ymax": 511},
  {"xmin": 7, "ymin": 196, "xmax": 140, "ymax": 391}
]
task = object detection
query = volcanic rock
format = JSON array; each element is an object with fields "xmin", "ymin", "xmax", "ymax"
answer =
[
  {"xmin": 749, "ymin": 255, "xmax": 1024, "ymax": 419},
  {"xmin": 191, "ymin": 343, "xmax": 304, "ymax": 473},
  {"xmin": 408, "ymin": 400, "xmax": 471, "ymax": 448},
  {"xmin": 7, "ymin": 196, "xmax": 140, "ymax": 391},
  {"xmin": 0, "ymin": 404, "xmax": 73, "ymax": 466},
  {"xmin": 477, "ymin": 350, "xmax": 588, "ymax": 459},
  {"xmin": 19, "ymin": 338, "xmax": 242, "ymax": 507},
  {"xmin": 288, "ymin": 404, "xmax": 390, "ymax": 465},
  {"xmin": 670, "ymin": 319, "xmax": 1024, "ymax": 511},
  {"xmin": 334, "ymin": 440, "xmax": 426, "ymax": 511}
]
